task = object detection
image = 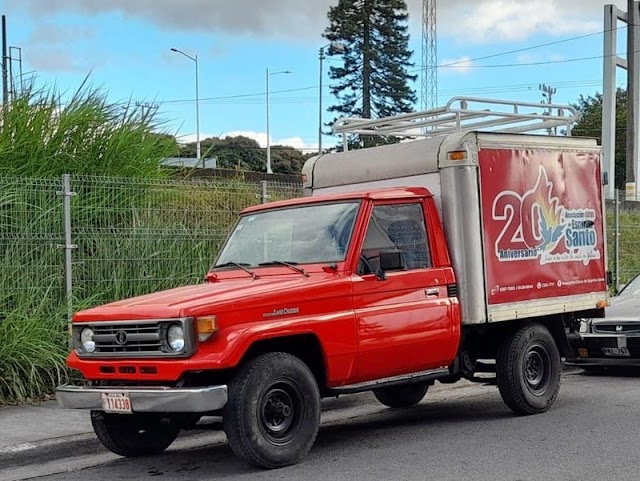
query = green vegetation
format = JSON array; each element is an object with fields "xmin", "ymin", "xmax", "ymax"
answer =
[
  {"xmin": 572, "ymin": 89, "xmax": 627, "ymax": 190},
  {"xmin": 0, "ymin": 82, "xmax": 302, "ymax": 404},
  {"xmin": 0, "ymin": 79, "xmax": 178, "ymax": 178},
  {"xmin": 608, "ymin": 207, "xmax": 640, "ymax": 286},
  {"xmin": 324, "ymin": 0, "xmax": 417, "ymax": 148},
  {"xmin": 178, "ymin": 136, "xmax": 311, "ymax": 174}
]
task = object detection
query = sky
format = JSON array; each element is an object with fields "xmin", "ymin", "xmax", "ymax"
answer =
[{"xmin": 0, "ymin": 0, "xmax": 632, "ymax": 153}]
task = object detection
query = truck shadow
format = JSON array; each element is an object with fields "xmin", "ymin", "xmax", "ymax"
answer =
[
  {"xmin": 103, "ymin": 394, "xmax": 520, "ymax": 477},
  {"xmin": 579, "ymin": 366, "xmax": 640, "ymax": 377}
]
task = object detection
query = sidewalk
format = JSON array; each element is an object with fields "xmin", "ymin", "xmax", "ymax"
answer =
[{"xmin": 0, "ymin": 400, "xmax": 101, "ymax": 468}]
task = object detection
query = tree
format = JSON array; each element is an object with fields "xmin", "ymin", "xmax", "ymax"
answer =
[
  {"xmin": 572, "ymin": 89, "xmax": 627, "ymax": 190},
  {"xmin": 324, "ymin": 0, "xmax": 417, "ymax": 148},
  {"xmin": 270, "ymin": 146, "xmax": 310, "ymax": 174},
  {"xmin": 179, "ymin": 136, "xmax": 308, "ymax": 174}
]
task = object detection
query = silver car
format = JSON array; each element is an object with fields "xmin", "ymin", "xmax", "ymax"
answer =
[{"xmin": 570, "ymin": 273, "xmax": 640, "ymax": 367}]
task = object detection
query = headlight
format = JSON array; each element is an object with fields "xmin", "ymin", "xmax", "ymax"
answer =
[
  {"xmin": 80, "ymin": 328, "xmax": 96, "ymax": 353},
  {"xmin": 167, "ymin": 324, "xmax": 185, "ymax": 351},
  {"xmin": 579, "ymin": 320, "xmax": 592, "ymax": 333}
]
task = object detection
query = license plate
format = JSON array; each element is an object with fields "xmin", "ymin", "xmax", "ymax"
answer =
[
  {"xmin": 602, "ymin": 347, "xmax": 631, "ymax": 357},
  {"xmin": 101, "ymin": 393, "xmax": 132, "ymax": 413}
]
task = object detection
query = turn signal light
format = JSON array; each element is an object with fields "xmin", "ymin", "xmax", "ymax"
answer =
[
  {"xmin": 196, "ymin": 316, "xmax": 218, "ymax": 342},
  {"xmin": 447, "ymin": 151, "xmax": 467, "ymax": 161},
  {"xmin": 596, "ymin": 300, "xmax": 608, "ymax": 309}
]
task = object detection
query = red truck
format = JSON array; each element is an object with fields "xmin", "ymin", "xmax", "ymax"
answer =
[{"xmin": 56, "ymin": 101, "xmax": 609, "ymax": 469}]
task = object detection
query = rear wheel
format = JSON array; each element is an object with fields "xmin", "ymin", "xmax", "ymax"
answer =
[
  {"xmin": 223, "ymin": 352, "xmax": 321, "ymax": 469},
  {"xmin": 373, "ymin": 383, "xmax": 429, "ymax": 408},
  {"xmin": 90, "ymin": 411, "xmax": 181, "ymax": 457},
  {"xmin": 496, "ymin": 323, "xmax": 561, "ymax": 415}
]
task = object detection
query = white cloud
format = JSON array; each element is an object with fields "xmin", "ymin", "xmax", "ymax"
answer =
[
  {"xmin": 9, "ymin": 0, "xmax": 626, "ymax": 43},
  {"xmin": 438, "ymin": 0, "xmax": 608, "ymax": 43},
  {"xmin": 440, "ymin": 56, "xmax": 474, "ymax": 74},
  {"xmin": 22, "ymin": 24, "xmax": 103, "ymax": 72}
]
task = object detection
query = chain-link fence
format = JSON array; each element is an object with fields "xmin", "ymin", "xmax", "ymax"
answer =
[
  {"xmin": 0, "ymin": 177, "xmax": 65, "ymax": 320},
  {"xmin": 607, "ymin": 191, "xmax": 640, "ymax": 290},
  {"xmin": 0, "ymin": 175, "xmax": 303, "ymax": 324},
  {"xmin": 4, "ymin": 177, "xmax": 640, "ymax": 321}
]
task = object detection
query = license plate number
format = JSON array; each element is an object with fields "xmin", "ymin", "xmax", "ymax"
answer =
[
  {"xmin": 602, "ymin": 347, "xmax": 630, "ymax": 357},
  {"xmin": 101, "ymin": 393, "xmax": 132, "ymax": 413}
]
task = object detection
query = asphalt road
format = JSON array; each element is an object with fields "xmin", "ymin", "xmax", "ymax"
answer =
[{"xmin": 10, "ymin": 369, "xmax": 640, "ymax": 481}]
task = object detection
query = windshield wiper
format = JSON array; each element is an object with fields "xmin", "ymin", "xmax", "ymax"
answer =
[
  {"xmin": 259, "ymin": 260, "xmax": 310, "ymax": 277},
  {"xmin": 213, "ymin": 262, "xmax": 258, "ymax": 279}
]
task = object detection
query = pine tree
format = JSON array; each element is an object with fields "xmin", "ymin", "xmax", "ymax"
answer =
[{"xmin": 324, "ymin": 0, "xmax": 417, "ymax": 148}]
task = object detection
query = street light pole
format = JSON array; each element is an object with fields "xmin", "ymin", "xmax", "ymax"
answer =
[
  {"xmin": 266, "ymin": 68, "xmax": 271, "ymax": 174},
  {"xmin": 170, "ymin": 47, "xmax": 201, "ymax": 167},
  {"xmin": 265, "ymin": 68, "xmax": 291, "ymax": 174},
  {"xmin": 194, "ymin": 53, "xmax": 200, "ymax": 165},
  {"xmin": 318, "ymin": 42, "xmax": 345, "ymax": 155},
  {"xmin": 318, "ymin": 48, "xmax": 325, "ymax": 155}
]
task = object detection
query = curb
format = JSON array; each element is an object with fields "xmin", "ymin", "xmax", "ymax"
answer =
[
  {"xmin": 0, "ymin": 421, "xmax": 223, "ymax": 470},
  {"xmin": 0, "ymin": 433, "xmax": 103, "ymax": 469}
]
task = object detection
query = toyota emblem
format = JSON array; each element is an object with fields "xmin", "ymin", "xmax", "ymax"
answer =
[{"xmin": 115, "ymin": 330, "xmax": 128, "ymax": 345}]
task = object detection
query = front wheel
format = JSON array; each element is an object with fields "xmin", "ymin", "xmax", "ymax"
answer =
[
  {"xmin": 223, "ymin": 352, "xmax": 321, "ymax": 469},
  {"xmin": 496, "ymin": 323, "xmax": 561, "ymax": 415},
  {"xmin": 373, "ymin": 383, "xmax": 429, "ymax": 408},
  {"xmin": 90, "ymin": 411, "xmax": 181, "ymax": 457}
]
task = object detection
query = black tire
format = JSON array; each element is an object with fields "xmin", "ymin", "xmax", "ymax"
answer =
[
  {"xmin": 496, "ymin": 323, "xmax": 562, "ymax": 415},
  {"xmin": 223, "ymin": 352, "xmax": 321, "ymax": 469},
  {"xmin": 373, "ymin": 383, "xmax": 429, "ymax": 408},
  {"xmin": 90, "ymin": 411, "xmax": 181, "ymax": 457}
]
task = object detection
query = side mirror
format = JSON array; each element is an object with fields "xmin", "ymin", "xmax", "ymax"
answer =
[{"xmin": 379, "ymin": 249, "xmax": 405, "ymax": 273}]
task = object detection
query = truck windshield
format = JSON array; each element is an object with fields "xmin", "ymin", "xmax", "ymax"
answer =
[{"xmin": 214, "ymin": 201, "xmax": 360, "ymax": 268}]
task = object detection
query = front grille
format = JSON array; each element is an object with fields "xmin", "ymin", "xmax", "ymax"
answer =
[
  {"xmin": 592, "ymin": 323, "xmax": 640, "ymax": 334},
  {"xmin": 75, "ymin": 318, "xmax": 195, "ymax": 358},
  {"xmin": 92, "ymin": 322, "xmax": 164, "ymax": 354}
]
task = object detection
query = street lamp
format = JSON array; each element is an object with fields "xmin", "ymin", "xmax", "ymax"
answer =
[
  {"xmin": 170, "ymin": 47, "xmax": 201, "ymax": 167},
  {"xmin": 266, "ymin": 68, "xmax": 292, "ymax": 174},
  {"xmin": 318, "ymin": 42, "xmax": 345, "ymax": 154}
]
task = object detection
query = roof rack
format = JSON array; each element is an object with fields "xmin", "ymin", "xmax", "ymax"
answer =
[{"xmin": 332, "ymin": 96, "xmax": 580, "ymax": 151}]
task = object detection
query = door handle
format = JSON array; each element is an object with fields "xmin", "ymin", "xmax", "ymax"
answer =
[{"xmin": 425, "ymin": 288, "xmax": 440, "ymax": 297}]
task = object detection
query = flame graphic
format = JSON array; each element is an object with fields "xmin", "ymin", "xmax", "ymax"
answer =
[{"xmin": 533, "ymin": 168, "xmax": 564, "ymax": 252}]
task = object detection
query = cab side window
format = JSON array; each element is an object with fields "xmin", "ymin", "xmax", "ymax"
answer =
[{"xmin": 358, "ymin": 203, "xmax": 431, "ymax": 274}]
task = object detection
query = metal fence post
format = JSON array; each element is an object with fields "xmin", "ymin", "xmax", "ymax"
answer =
[
  {"xmin": 260, "ymin": 180, "xmax": 270, "ymax": 204},
  {"xmin": 614, "ymin": 189, "xmax": 620, "ymax": 292},
  {"xmin": 57, "ymin": 174, "xmax": 77, "ymax": 338}
]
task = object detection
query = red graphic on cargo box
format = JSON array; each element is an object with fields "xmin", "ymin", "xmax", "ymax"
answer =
[{"xmin": 479, "ymin": 149, "xmax": 607, "ymax": 305}]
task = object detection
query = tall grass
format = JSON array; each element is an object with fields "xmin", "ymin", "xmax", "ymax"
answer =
[
  {"xmin": 0, "ymin": 80, "xmax": 177, "ymax": 403},
  {"xmin": 608, "ymin": 207, "xmax": 640, "ymax": 285},
  {"xmin": 0, "ymin": 78, "xmax": 177, "ymax": 178}
]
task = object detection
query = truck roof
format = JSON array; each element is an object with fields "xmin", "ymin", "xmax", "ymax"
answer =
[{"xmin": 242, "ymin": 187, "xmax": 432, "ymax": 214}]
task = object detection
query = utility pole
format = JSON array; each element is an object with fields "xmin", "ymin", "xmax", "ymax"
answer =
[
  {"xmin": 539, "ymin": 83, "xmax": 557, "ymax": 135},
  {"xmin": 135, "ymin": 101, "xmax": 159, "ymax": 118},
  {"xmin": 2, "ymin": 15, "xmax": 8, "ymax": 110},
  {"xmin": 627, "ymin": 0, "xmax": 640, "ymax": 199}
]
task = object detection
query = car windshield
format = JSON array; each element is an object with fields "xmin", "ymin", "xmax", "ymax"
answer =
[
  {"xmin": 617, "ymin": 273, "xmax": 640, "ymax": 299},
  {"xmin": 214, "ymin": 201, "xmax": 360, "ymax": 268}
]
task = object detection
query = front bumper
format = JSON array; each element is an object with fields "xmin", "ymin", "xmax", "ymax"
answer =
[
  {"xmin": 56, "ymin": 384, "xmax": 228, "ymax": 413},
  {"xmin": 567, "ymin": 332, "xmax": 640, "ymax": 365}
]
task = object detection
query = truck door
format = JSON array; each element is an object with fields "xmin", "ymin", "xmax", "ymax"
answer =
[{"xmin": 352, "ymin": 201, "xmax": 455, "ymax": 381}]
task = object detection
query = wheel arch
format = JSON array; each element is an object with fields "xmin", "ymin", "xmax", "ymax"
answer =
[{"xmin": 239, "ymin": 333, "xmax": 328, "ymax": 390}]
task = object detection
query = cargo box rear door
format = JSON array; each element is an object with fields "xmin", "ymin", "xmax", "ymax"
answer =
[{"xmin": 477, "ymin": 143, "xmax": 608, "ymax": 321}]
